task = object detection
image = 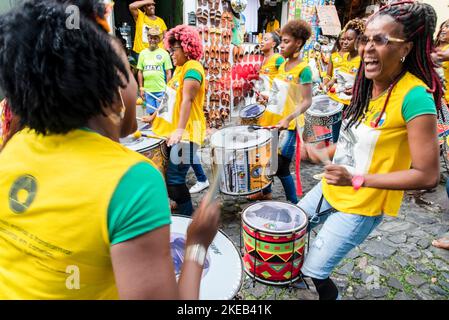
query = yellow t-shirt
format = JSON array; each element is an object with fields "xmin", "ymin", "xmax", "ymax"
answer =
[
  {"xmin": 327, "ymin": 52, "xmax": 345, "ymax": 78},
  {"xmin": 328, "ymin": 52, "xmax": 361, "ymax": 105},
  {"xmin": 322, "ymin": 72, "xmax": 432, "ymax": 217},
  {"xmin": 266, "ymin": 19, "xmax": 280, "ymax": 33},
  {"xmin": 259, "ymin": 53, "xmax": 284, "ymax": 91},
  {"xmin": 152, "ymin": 61, "xmax": 206, "ymax": 146},
  {"xmin": 0, "ymin": 129, "xmax": 155, "ymax": 299},
  {"xmin": 133, "ymin": 10, "xmax": 167, "ymax": 53},
  {"xmin": 259, "ymin": 61, "xmax": 310, "ymax": 130},
  {"xmin": 442, "ymin": 44, "xmax": 449, "ymax": 103}
]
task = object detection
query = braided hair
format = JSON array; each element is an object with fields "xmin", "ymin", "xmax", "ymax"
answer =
[{"xmin": 345, "ymin": 1, "xmax": 444, "ymax": 128}]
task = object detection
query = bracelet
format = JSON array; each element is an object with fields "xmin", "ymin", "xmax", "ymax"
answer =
[{"xmin": 185, "ymin": 244, "xmax": 207, "ymax": 267}]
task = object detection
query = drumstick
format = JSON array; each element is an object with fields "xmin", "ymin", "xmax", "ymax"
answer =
[
  {"xmin": 247, "ymin": 125, "xmax": 279, "ymax": 132},
  {"xmin": 204, "ymin": 163, "xmax": 222, "ymax": 206},
  {"xmin": 132, "ymin": 130, "xmax": 164, "ymax": 140}
]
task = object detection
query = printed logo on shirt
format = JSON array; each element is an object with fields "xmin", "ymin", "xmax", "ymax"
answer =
[
  {"xmin": 286, "ymin": 75, "xmax": 294, "ymax": 82},
  {"xmin": 350, "ymin": 67, "xmax": 358, "ymax": 74},
  {"xmin": 369, "ymin": 111, "xmax": 387, "ymax": 128},
  {"xmin": 8, "ymin": 175, "xmax": 38, "ymax": 214},
  {"xmin": 156, "ymin": 54, "xmax": 163, "ymax": 61},
  {"xmin": 144, "ymin": 65, "xmax": 163, "ymax": 71}
]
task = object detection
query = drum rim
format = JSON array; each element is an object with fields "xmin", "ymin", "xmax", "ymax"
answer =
[
  {"xmin": 210, "ymin": 125, "xmax": 272, "ymax": 150},
  {"xmin": 241, "ymin": 200, "xmax": 309, "ymax": 235},
  {"xmin": 171, "ymin": 214, "xmax": 244, "ymax": 299},
  {"xmin": 307, "ymin": 96, "xmax": 344, "ymax": 118},
  {"xmin": 239, "ymin": 104, "xmax": 266, "ymax": 119}
]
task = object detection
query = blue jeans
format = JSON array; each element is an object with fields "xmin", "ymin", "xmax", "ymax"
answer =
[
  {"xmin": 446, "ymin": 180, "xmax": 449, "ymax": 198},
  {"xmin": 190, "ymin": 151, "xmax": 207, "ymax": 183},
  {"xmin": 144, "ymin": 91, "xmax": 165, "ymax": 115},
  {"xmin": 298, "ymin": 182, "xmax": 383, "ymax": 279},
  {"xmin": 166, "ymin": 142, "xmax": 200, "ymax": 216},
  {"xmin": 263, "ymin": 130, "xmax": 298, "ymax": 203}
]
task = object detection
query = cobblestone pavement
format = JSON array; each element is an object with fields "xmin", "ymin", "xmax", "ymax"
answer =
[{"xmin": 186, "ymin": 146, "xmax": 449, "ymax": 300}]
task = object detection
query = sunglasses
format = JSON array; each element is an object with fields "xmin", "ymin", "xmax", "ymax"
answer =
[{"xmin": 358, "ymin": 34, "xmax": 405, "ymax": 47}]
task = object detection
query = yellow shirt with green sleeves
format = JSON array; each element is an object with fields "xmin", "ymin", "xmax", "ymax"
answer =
[
  {"xmin": 259, "ymin": 60, "xmax": 312, "ymax": 130},
  {"xmin": 152, "ymin": 60, "xmax": 206, "ymax": 146},
  {"xmin": 0, "ymin": 128, "xmax": 170, "ymax": 299},
  {"xmin": 322, "ymin": 72, "xmax": 437, "ymax": 217}
]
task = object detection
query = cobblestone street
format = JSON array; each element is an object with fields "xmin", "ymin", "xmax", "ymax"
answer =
[{"xmin": 188, "ymin": 147, "xmax": 449, "ymax": 300}]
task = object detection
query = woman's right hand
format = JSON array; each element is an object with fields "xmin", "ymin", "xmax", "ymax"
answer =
[
  {"xmin": 186, "ymin": 199, "xmax": 220, "ymax": 249},
  {"xmin": 257, "ymin": 94, "xmax": 269, "ymax": 105},
  {"xmin": 140, "ymin": 89, "xmax": 145, "ymax": 99}
]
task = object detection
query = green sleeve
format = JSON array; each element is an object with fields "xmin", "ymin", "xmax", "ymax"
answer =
[
  {"xmin": 163, "ymin": 50, "xmax": 173, "ymax": 70},
  {"xmin": 136, "ymin": 50, "xmax": 145, "ymax": 71},
  {"xmin": 184, "ymin": 69, "xmax": 203, "ymax": 84},
  {"xmin": 108, "ymin": 162, "xmax": 171, "ymax": 245},
  {"xmin": 299, "ymin": 66, "xmax": 313, "ymax": 84},
  {"xmin": 402, "ymin": 86, "xmax": 437, "ymax": 122},
  {"xmin": 275, "ymin": 56, "xmax": 285, "ymax": 69}
]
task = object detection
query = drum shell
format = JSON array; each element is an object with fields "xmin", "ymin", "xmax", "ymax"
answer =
[
  {"xmin": 211, "ymin": 139, "xmax": 273, "ymax": 196},
  {"xmin": 239, "ymin": 104, "xmax": 266, "ymax": 126},
  {"xmin": 137, "ymin": 140, "xmax": 168, "ymax": 175},
  {"xmin": 241, "ymin": 205, "xmax": 308, "ymax": 285},
  {"xmin": 305, "ymin": 111, "xmax": 342, "ymax": 127}
]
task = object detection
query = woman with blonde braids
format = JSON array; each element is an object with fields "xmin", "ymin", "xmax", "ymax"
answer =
[{"xmin": 297, "ymin": 1, "xmax": 442, "ymax": 300}]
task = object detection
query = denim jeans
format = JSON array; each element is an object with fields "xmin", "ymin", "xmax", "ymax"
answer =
[
  {"xmin": 190, "ymin": 150, "xmax": 207, "ymax": 183},
  {"xmin": 263, "ymin": 130, "xmax": 298, "ymax": 203},
  {"xmin": 298, "ymin": 182, "xmax": 383, "ymax": 279},
  {"xmin": 144, "ymin": 91, "xmax": 165, "ymax": 115}
]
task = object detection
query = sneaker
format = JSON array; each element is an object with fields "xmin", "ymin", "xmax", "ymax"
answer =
[
  {"xmin": 189, "ymin": 180, "xmax": 210, "ymax": 194},
  {"xmin": 246, "ymin": 191, "xmax": 273, "ymax": 201}
]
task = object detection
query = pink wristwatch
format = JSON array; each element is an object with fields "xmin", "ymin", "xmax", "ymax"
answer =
[{"xmin": 352, "ymin": 175, "xmax": 365, "ymax": 191}]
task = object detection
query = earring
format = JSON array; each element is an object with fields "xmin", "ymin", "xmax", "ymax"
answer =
[
  {"xmin": 118, "ymin": 89, "xmax": 126, "ymax": 120},
  {"xmin": 400, "ymin": 56, "xmax": 406, "ymax": 63}
]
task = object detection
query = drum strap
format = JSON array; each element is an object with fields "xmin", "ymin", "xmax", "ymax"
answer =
[{"xmin": 306, "ymin": 195, "xmax": 337, "ymax": 252}]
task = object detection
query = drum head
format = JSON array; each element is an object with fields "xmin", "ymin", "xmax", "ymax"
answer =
[
  {"xmin": 307, "ymin": 95, "xmax": 343, "ymax": 117},
  {"xmin": 239, "ymin": 104, "xmax": 266, "ymax": 119},
  {"xmin": 242, "ymin": 201, "xmax": 308, "ymax": 234},
  {"xmin": 210, "ymin": 125, "xmax": 271, "ymax": 150},
  {"xmin": 120, "ymin": 131, "xmax": 162, "ymax": 152},
  {"xmin": 171, "ymin": 215, "xmax": 243, "ymax": 300}
]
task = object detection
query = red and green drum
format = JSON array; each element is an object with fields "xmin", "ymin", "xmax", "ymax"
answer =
[{"xmin": 241, "ymin": 201, "xmax": 308, "ymax": 285}]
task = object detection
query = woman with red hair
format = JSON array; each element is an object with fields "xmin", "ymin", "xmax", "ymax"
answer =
[{"xmin": 152, "ymin": 25, "xmax": 206, "ymax": 216}]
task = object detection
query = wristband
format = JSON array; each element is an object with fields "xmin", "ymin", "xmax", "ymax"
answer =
[
  {"xmin": 185, "ymin": 244, "xmax": 207, "ymax": 267},
  {"xmin": 352, "ymin": 175, "xmax": 365, "ymax": 191}
]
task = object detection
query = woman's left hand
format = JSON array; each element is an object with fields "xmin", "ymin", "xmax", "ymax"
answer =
[
  {"xmin": 324, "ymin": 164, "xmax": 353, "ymax": 186},
  {"xmin": 167, "ymin": 129, "xmax": 184, "ymax": 147}
]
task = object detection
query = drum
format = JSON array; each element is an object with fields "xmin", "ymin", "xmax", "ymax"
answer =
[
  {"xmin": 171, "ymin": 215, "xmax": 243, "ymax": 300},
  {"xmin": 242, "ymin": 201, "xmax": 308, "ymax": 285},
  {"xmin": 305, "ymin": 95, "xmax": 344, "ymax": 142},
  {"xmin": 210, "ymin": 125, "xmax": 274, "ymax": 196},
  {"xmin": 239, "ymin": 104, "xmax": 266, "ymax": 126},
  {"xmin": 119, "ymin": 130, "xmax": 168, "ymax": 174}
]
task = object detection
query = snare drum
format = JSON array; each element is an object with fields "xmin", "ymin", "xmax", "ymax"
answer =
[
  {"xmin": 242, "ymin": 201, "xmax": 308, "ymax": 285},
  {"xmin": 171, "ymin": 215, "xmax": 243, "ymax": 300},
  {"xmin": 239, "ymin": 104, "xmax": 266, "ymax": 126},
  {"xmin": 210, "ymin": 126, "xmax": 274, "ymax": 196},
  {"xmin": 120, "ymin": 130, "xmax": 168, "ymax": 174},
  {"xmin": 305, "ymin": 95, "xmax": 344, "ymax": 143}
]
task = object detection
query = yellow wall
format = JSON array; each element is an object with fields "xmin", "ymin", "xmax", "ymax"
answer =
[{"xmin": 420, "ymin": 0, "xmax": 449, "ymax": 32}]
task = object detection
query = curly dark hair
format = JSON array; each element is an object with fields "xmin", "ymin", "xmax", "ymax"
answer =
[
  {"xmin": 0, "ymin": 0, "xmax": 129, "ymax": 135},
  {"xmin": 343, "ymin": 18, "xmax": 365, "ymax": 37},
  {"xmin": 281, "ymin": 19, "xmax": 312, "ymax": 50}
]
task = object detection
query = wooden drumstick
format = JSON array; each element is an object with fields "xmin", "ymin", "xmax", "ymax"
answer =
[{"xmin": 204, "ymin": 163, "xmax": 222, "ymax": 206}]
